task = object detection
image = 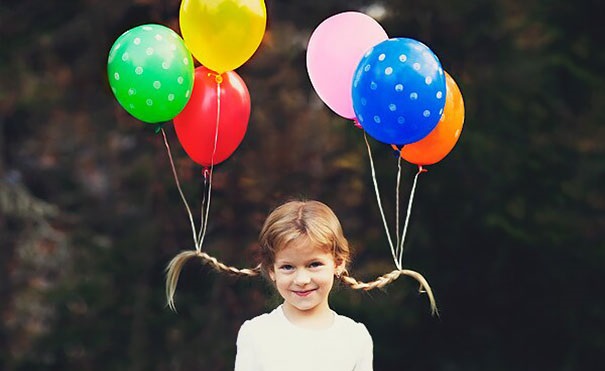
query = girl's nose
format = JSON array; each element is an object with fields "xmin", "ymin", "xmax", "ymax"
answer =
[{"xmin": 293, "ymin": 269, "xmax": 311, "ymax": 285}]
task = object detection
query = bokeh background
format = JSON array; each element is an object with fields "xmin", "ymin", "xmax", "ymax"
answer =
[{"xmin": 1, "ymin": 0, "xmax": 604, "ymax": 370}]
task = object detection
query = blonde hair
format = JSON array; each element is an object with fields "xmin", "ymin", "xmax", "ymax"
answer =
[{"xmin": 165, "ymin": 200, "xmax": 437, "ymax": 315}]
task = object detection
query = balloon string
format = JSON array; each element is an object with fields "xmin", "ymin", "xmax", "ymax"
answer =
[
  {"xmin": 398, "ymin": 165, "xmax": 426, "ymax": 268},
  {"xmin": 395, "ymin": 155, "xmax": 403, "ymax": 256},
  {"xmin": 197, "ymin": 77, "xmax": 222, "ymax": 248},
  {"xmin": 161, "ymin": 128, "xmax": 199, "ymax": 249},
  {"xmin": 363, "ymin": 132, "xmax": 400, "ymax": 270}
]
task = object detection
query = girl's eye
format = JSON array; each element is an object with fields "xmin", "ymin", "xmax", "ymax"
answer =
[
  {"xmin": 309, "ymin": 261, "xmax": 324, "ymax": 268},
  {"xmin": 280, "ymin": 265, "xmax": 294, "ymax": 271}
]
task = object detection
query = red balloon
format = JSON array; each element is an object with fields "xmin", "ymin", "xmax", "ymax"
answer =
[{"xmin": 173, "ymin": 66, "xmax": 250, "ymax": 167}]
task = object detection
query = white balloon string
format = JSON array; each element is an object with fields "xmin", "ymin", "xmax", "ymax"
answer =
[
  {"xmin": 398, "ymin": 165, "xmax": 424, "ymax": 268},
  {"xmin": 161, "ymin": 128, "xmax": 199, "ymax": 250},
  {"xmin": 198, "ymin": 77, "xmax": 222, "ymax": 247},
  {"xmin": 363, "ymin": 132, "xmax": 400, "ymax": 270},
  {"xmin": 395, "ymin": 154, "xmax": 403, "ymax": 259}
]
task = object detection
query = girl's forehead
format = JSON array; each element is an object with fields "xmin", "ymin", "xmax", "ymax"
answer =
[{"xmin": 274, "ymin": 241, "xmax": 332, "ymax": 261}]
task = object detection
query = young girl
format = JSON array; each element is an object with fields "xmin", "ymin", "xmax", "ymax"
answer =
[
  {"xmin": 165, "ymin": 199, "xmax": 437, "ymax": 371},
  {"xmin": 234, "ymin": 200, "xmax": 372, "ymax": 371}
]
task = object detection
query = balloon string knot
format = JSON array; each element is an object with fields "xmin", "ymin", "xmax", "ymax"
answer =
[
  {"xmin": 207, "ymin": 72, "xmax": 223, "ymax": 84},
  {"xmin": 202, "ymin": 167, "xmax": 210, "ymax": 180},
  {"xmin": 353, "ymin": 119, "xmax": 363, "ymax": 129},
  {"xmin": 418, "ymin": 165, "xmax": 428, "ymax": 173}
]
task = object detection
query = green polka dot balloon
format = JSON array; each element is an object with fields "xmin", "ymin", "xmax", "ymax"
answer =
[{"xmin": 107, "ymin": 24, "xmax": 194, "ymax": 124}]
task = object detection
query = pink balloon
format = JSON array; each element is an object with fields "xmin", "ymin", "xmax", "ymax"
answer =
[{"xmin": 306, "ymin": 12, "xmax": 388, "ymax": 119}]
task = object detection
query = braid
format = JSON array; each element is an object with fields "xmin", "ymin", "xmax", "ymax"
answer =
[
  {"xmin": 165, "ymin": 250, "xmax": 260, "ymax": 311},
  {"xmin": 340, "ymin": 269, "xmax": 439, "ymax": 316}
]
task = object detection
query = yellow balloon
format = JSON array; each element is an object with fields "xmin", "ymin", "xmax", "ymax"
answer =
[{"xmin": 179, "ymin": 0, "xmax": 267, "ymax": 73}]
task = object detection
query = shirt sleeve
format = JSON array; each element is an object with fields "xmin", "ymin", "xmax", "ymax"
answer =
[
  {"xmin": 234, "ymin": 321, "xmax": 261, "ymax": 371},
  {"xmin": 354, "ymin": 323, "xmax": 374, "ymax": 371}
]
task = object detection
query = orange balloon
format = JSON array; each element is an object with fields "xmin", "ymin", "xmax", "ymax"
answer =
[{"xmin": 397, "ymin": 71, "xmax": 465, "ymax": 165}]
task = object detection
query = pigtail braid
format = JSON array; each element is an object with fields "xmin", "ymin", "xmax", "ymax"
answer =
[
  {"xmin": 165, "ymin": 250, "xmax": 261, "ymax": 311},
  {"xmin": 340, "ymin": 269, "xmax": 439, "ymax": 316}
]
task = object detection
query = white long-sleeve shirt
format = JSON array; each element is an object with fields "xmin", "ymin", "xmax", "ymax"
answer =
[{"xmin": 234, "ymin": 305, "xmax": 373, "ymax": 371}]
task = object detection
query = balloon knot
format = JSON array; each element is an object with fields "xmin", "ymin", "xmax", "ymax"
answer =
[
  {"xmin": 206, "ymin": 72, "xmax": 223, "ymax": 84},
  {"xmin": 353, "ymin": 119, "xmax": 363, "ymax": 129},
  {"xmin": 202, "ymin": 167, "xmax": 210, "ymax": 180},
  {"xmin": 418, "ymin": 165, "xmax": 428, "ymax": 173},
  {"xmin": 153, "ymin": 123, "xmax": 164, "ymax": 134}
]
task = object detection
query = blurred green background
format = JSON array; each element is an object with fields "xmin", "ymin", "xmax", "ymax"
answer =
[{"xmin": 1, "ymin": 0, "xmax": 604, "ymax": 370}]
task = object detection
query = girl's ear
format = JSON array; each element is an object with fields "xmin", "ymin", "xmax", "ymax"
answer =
[
  {"xmin": 335, "ymin": 258, "xmax": 346, "ymax": 274},
  {"xmin": 268, "ymin": 268, "xmax": 276, "ymax": 281}
]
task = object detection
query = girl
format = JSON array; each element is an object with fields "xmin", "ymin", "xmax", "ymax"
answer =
[
  {"xmin": 165, "ymin": 200, "xmax": 437, "ymax": 371},
  {"xmin": 234, "ymin": 200, "xmax": 372, "ymax": 371}
]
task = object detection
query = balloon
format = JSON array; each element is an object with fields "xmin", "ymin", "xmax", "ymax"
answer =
[
  {"xmin": 107, "ymin": 24, "xmax": 194, "ymax": 123},
  {"xmin": 396, "ymin": 71, "xmax": 465, "ymax": 165},
  {"xmin": 306, "ymin": 11, "xmax": 388, "ymax": 119},
  {"xmin": 173, "ymin": 66, "xmax": 250, "ymax": 167},
  {"xmin": 179, "ymin": 0, "xmax": 266, "ymax": 74},
  {"xmin": 352, "ymin": 38, "xmax": 447, "ymax": 145}
]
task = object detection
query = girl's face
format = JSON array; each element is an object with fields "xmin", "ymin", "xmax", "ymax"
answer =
[{"xmin": 269, "ymin": 240, "xmax": 342, "ymax": 320}]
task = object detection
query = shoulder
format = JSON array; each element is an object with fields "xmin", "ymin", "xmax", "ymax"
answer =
[
  {"xmin": 334, "ymin": 313, "xmax": 373, "ymax": 344},
  {"xmin": 237, "ymin": 308, "xmax": 282, "ymax": 342}
]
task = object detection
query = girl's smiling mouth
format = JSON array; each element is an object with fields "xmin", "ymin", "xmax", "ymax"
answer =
[{"xmin": 293, "ymin": 289, "xmax": 316, "ymax": 297}]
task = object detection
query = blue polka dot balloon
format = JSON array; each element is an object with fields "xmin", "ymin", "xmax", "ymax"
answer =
[{"xmin": 352, "ymin": 38, "xmax": 446, "ymax": 145}]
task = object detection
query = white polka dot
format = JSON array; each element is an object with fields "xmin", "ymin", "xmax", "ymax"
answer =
[
  {"xmin": 134, "ymin": 38, "xmax": 141, "ymax": 45},
  {"xmin": 143, "ymin": 26, "xmax": 152, "ymax": 31},
  {"xmin": 370, "ymin": 82, "xmax": 377, "ymax": 90},
  {"xmin": 413, "ymin": 44, "xmax": 423, "ymax": 51},
  {"xmin": 413, "ymin": 63, "xmax": 421, "ymax": 71},
  {"xmin": 389, "ymin": 104, "xmax": 397, "ymax": 111},
  {"xmin": 364, "ymin": 64, "xmax": 371, "ymax": 72},
  {"xmin": 162, "ymin": 62, "xmax": 170, "ymax": 70},
  {"xmin": 153, "ymin": 81, "xmax": 161, "ymax": 89},
  {"xmin": 129, "ymin": 103, "xmax": 135, "ymax": 109},
  {"xmin": 422, "ymin": 51, "xmax": 431, "ymax": 59},
  {"xmin": 361, "ymin": 98, "xmax": 367, "ymax": 106},
  {"xmin": 436, "ymin": 91, "xmax": 443, "ymax": 99},
  {"xmin": 399, "ymin": 54, "xmax": 407, "ymax": 62},
  {"xmin": 114, "ymin": 43, "xmax": 121, "ymax": 51},
  {"xmin": 395, "ymin": 84, "xmax": 404, "ymax": 92},
  {"xmin": 146, "ymin": 47, "xmax": 154, "ymax": 56},
  {"xmin": 135, "ymin": 66, "xmax": 143, "ymax": 75},
  {"xmin": 111, "ymin": 87, "xmax": 116, "ymax": 94},
  {"xmin": 183, "ymin": 58, "xmax": 189, "ymax": 65},
  {"xmin": 146, "ymin": 99, "xmax": 153, "ymax": 106},
  {"xmin": 364, "ymin": 48, "xmax": 373, "ymax": 57},
  {"xmin": 170, "ymin": 44, "xmax": 177, "ymax": 51},
  {"xmin": 128, "ymin": 88, "xmax": 136, "ymax": 96},
  {"xmin": 177, "ymin": 76, "xmax": 184, "ymax": 84},
  {"xmin": 114, "ymin": 72, "xmax": 120, "ymax": 80},
  {"xmin": 455, "ymin": 129, "xmax": 461, "ymax": 138},
  {"xmin": 397, "ymin": 116, "xmax": 405, "ymax": 124},
  {"xmin": 385, "ymin": 67, "xmax": 393, "ymax": 75},
  {"xmin": 378, "ymin": 53, "xmax": 386, "ymax": 61},
  {"xmin": 121, "ymin": 52, "xmax": 129, "ymax": 61},
  {"xmin": 373, "ymin": 116, "xmax": 381, "ymax": 123},
  {"xmin": 410, "ymin": 92, "xmax": 418, "ymax": 100},
  {"xmin": 185, "ymin": 90, "xmax": 190, "ymax": 98},
  {"xmin": 168, "ymin": 93, "xmax": 175, "ymax": 101},
  {"xmin": 155, "ymin": 34, "xmax": 163, "ymax": 41},
  {"xmin": 425, "ymin": 76, "xmax": 432, "ymax": 85},
  {"xmin": 423, "ymin": 110, "xmax": 431, "ymax": 117},
  {"xmin": 439, "ymin": 108, "xmax": 444, "ymax": 115},
  {"xmin": 439, "ymin": 68, "xmax": 444, "ymax": 75}
]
